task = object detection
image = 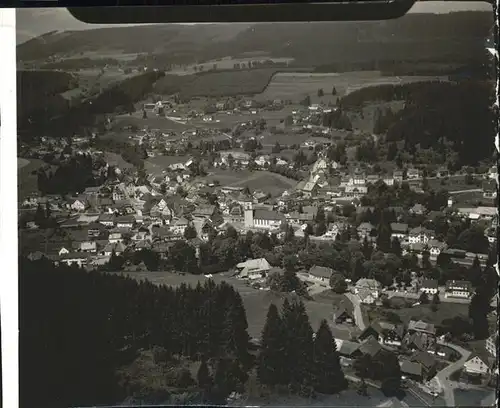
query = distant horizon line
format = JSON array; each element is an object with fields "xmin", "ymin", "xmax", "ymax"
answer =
[{"xmin": 16, "ymin": 9, "xmax": 493, "ymax": 47}]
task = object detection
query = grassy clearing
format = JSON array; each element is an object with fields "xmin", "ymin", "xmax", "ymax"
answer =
[
  {"xmin": 113, "ymin": 113, "xmax": 190, "ymax": 132},
  {"xmin": 427, "ymin": 175, "xmax": 478, "ymax": 192},
  {"xmin": 178, "ymin": 69, "xmax": 280, "ymax": 98},
  {"xmin": 257, "ymin": 71, "xmax": 448, "ymax": 104},
  {"xmin": 145, "ymin": 155, "xmax": 190, "ymax": 174},
  {"xmin": 107, "ymin": 271, "xmax": 346, "ymax": 340},
  {"xmin": 104, "ymin": 152, "xmax": 135, "ymax": 170},
  {"xmin": 362, "ymin": 298, "xmax": 470, "ymax": 326},
  {"xmin": 225, "ymin": 171, "xmax": 297, "ymax": 196}
]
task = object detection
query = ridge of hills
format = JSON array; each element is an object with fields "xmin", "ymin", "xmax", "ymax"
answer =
[{"xmin": 17, "ymin": 11, "xmax": 493, "ymax": 65}]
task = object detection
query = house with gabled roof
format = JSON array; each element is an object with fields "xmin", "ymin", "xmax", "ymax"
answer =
[
  {"xmin": 236, "ymin": 258, "xmax": 271, "ymax": 280},
  {"xmin": 357, "ymin": 222, "xmax": 375, "ymax": 240},
  {"xmin": 170, "ymin": 217, "xmax": 189, "ymax": 235},
  {"xmin": 444, "ymin": 280, "xmax": 472, "ymax": 299},
  {"xmin": 354, "ymin": 278, "xmax": 381, "ymax": 298},
  {"xmin": 333, "ymin": 303, "xmax": 355, "ymax": 325},
  {"xmin": 390, "ymin": 223, "xmax": 409, "ymax": 240},
  {"xmin": 463, "ymin": 353, "xmax": 494, "ymax": 376},
  {"xmin": 408, "ymin": 226, "xmax": 434, "ymax": 244},
  {"xmin": 420, "ymin": 279, "xmax": 438, "ymax": 295},
  {"xmin": 359, "ymin": 321, "xmax": 405, "ymax": 347},
  {"xmin": 58, "ymin": 252, "xmax": 91, "ymax": 268},
  {"xmin": 358, "ymin": 336, "xmax": 383, "ymax": 358},
  {"xmin": 308, "ymin": 265, "xmax": 333, "ymax": 285},
  {"xmin": 80, "ymin": 241, "xmax": 97, "ymax": 253}
]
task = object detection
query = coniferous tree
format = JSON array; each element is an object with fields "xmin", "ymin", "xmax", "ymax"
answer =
[
  {"xmin": 197, "ymin": 358, "xmax": 212, "ymax": 389},
  {"xmin": 376, "ymin": 214, "xmax": 392, "ymax": 252},
  {"xmin": 312, "ymin": 320, "xmax": 347, "ymax": 394},
  {"xmin": 390, "ymin": 237, "xmax": 402, "ymax": 257},
  {"xmin": 281, "ymin": 299, "xmax": 314, "ymax": 388},
  {"xmin": 258, "ymin": 304, "xmax": 285, "ymax": 386},
  {"xmin": 184, "ymin": 224, "xmax": 198, "ymax": 240},
  {"xmin": 34, "ymin": 203, "xmax": 46, "ymax": 228},
  {"xmin": 468, "ymin": 287, "xmax": 490, "ymax": 339}
]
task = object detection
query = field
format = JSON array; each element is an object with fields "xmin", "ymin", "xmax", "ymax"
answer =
[
  {"xmin": 169, "ymin": 56, "xmax": 295, "ymax": 75},
  {"xmin": 176, "ymin": 69, "xmax": 281, "ymax": 98},
  {"xmin": 103, "ymin": 152, "xmax": 135, "ymax": 170},
  {"xmin": 256, "ymin": 71, "xmax": 449, "ymax": 104},
  {"xmin": 18, "ymin": 158, "xmax": 47, "ymax": 200},
  {"xmin": 202, "ymin": 169, "xmax": 297, "ymax": 196},
  {"xmin": 362, "ymin": 298, "xmax": 470, "ymax": 326},
  {"xmin": 145, "ymin": 155, "xmax": 190, "ymax": 174},
  {"xmin": 112, "ymin": 112, "xmax": 190, "ymax": 132},
  {"xmin": 108, "ymin": 271, "xmax": 349, "ymax": 340}
]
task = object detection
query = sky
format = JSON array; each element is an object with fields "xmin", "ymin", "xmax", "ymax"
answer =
[{"xmin": 16, "ymin": 1, "xmax": 493, "ymax": 44}]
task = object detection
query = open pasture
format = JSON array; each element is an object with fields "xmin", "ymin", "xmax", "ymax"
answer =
[
  {"xmin": 362, "ymin": 298, "xmax": 469, "ymax": 327},
  {"xmin": 107, "ymin": 270, "xmax": 348, "ymax": 340},
  {"xmin": 145, "ymin": 155, "xmax": 190, "ymax": 174},
  {"xmin": 113, "ymin": 113, "xmax": 190, "ymax": 132},
  {"xmin": 176, "ymin": 68, "xmax": 280, "ymax": 98},
  {"xmin": 104, "ymin": 152, "xmax": 135, "ymax": 170},
  {"xmin": 257, "ymin": 70, "xmax": 449, "ymax": 104},
  {"xmin": 226, "ymin": 170, "xmax": 297, "ymax": 196}
]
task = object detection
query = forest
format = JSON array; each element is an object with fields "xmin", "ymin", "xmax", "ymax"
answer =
[
  {"xmin": 341, "ymin": 80, "xmax": 495, "ymax": 167},
  {"xmin": 18, "ymin": 70, "xmax": 165, "ymax": 141},
  {"xmin": 20, "ymin": 258, "xmax": 359, "ymax": 407}
]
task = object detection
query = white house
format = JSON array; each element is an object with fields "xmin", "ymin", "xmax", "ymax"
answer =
[
  {"xmin": 116, "ymin": 215, "xmax": 135, "ymax": 229},
  {"xmin": 80, "ymin": 241, "xmax": 97, "ymax": 253},
  {"xmin": 98, "ymin": 214, "xmax": 115, "ymax": 227},
  {"xmin": 485, "ymin": 333, "xmax": 498, "ymax": 358},
  {"xmin": 354, "ymin": 278, "xmax": 381, "ymax": 298},
  {"xmin": 463, "ymin": 355, "xmax": 492, "ymax": 376},
  {"xmin": 236, "ymin": 258, "xmax": 271, "ymax": 280},
  {"xmin": 108, "ymin": 232, "xmax": 123, "ymax": 244},
  {"xmin": 444, "ymin": 280, "xmax": 472, "ymax": 299},
  {"xmin": 428, "ymin": 239, "xmax": 447, "ymax": 258},
  {"xmin": 59, "ymin": 252, "xmax": 90, "ymax": 268},
  {"xmin": 408, "ymin": 227, "xmax": 434, "ymax": 245},
  {"xmin": 70, "ymin": 199, "xmax": 86, "ymax": 212},
  {"xmin": 171, "ymin": 217, "xmax": 189, "ymax": 235},
  {"xmin": 358, "ymin": 289, "xmax": 377, "ymax": 304},
  {"xmin": 58, "ymin": 247, "xmax": 70, "ymax": 256}
]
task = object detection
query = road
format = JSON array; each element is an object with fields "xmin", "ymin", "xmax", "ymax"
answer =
[
  {"xmin": 432, "ymin": 341, "xmax": 472, "ymax": 407},
  {"xmin": 449, "ymin": 189, "xmax": 482, "ymax": 195},
  {"xmin": 345, "ymin": 292, "xmax": 367, "ymax": 330}
]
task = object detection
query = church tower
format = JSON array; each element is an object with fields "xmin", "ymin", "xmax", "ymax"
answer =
[{"xmin": 243, "ymin": 201, "xmax": 254, "ymax": 229}]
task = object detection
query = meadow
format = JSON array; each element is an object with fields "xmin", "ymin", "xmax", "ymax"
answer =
[
  {"xmin": 362, "ymin": 298, "xmax": 470, "ymax": 327},
  {"xmin": 202, "ymin": 169, "xmax": 297, "ymax": 196},
  {"xmin": 256, "ymin": 71, "xmax": 449, "ymax": 104},
  {"xmin": 107, "ymin": 270, "xmax": 348, "ymax": 340}
]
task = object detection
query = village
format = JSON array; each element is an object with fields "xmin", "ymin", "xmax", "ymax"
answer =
[{"xmin": 18, "ymin": 90, "xmax": 498, "ymax": 407}]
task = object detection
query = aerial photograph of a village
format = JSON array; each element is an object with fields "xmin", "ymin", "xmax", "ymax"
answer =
[{"xmin": 16, "ymin": 3, "xmax": 497, "ymax": 408}]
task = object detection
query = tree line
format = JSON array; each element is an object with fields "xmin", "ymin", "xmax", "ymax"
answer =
[{"xmin": 20, "ymin": 257, "xmax": 251, "ymax": 408}]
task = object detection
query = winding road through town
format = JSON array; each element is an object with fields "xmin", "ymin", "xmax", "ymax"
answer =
[{"xmin": 432, "ymin": 341, "xmax": 472, "ymax": 407}]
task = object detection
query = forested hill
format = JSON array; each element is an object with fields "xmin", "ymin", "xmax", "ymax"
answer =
[
  {"xmin": 18, "ymin": 11, "xmax": 492, "ymax": 66},
  {"xmin": 19, "ymin": 258, "xmax": 252, "ymax": 408}
]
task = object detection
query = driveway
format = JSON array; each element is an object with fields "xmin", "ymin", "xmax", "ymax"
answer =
[
  {"xmin": 345, "ymin": 292, "xmax": 367, "ymax": 330},
  {"xmin": 432, "ymin": 341, "xmax": 472, "ymax": 407}
]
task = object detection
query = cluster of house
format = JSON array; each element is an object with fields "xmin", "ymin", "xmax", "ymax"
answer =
[{"xmin": 332, "ymin": 307, "xmax": 498, "ymax": 383}]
